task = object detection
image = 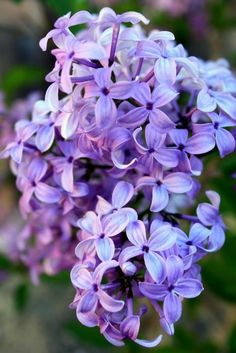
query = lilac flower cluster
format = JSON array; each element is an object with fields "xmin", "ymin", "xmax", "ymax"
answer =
[{"xmin": 1, "ymin": 7, "xmax": 236, "ymax": 347}]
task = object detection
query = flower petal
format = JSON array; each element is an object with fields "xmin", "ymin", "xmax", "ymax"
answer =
[
  {"xmin": 144, "ymin": 252, "xmax": 166, "ymax": 283},
  {"xmin": 95, "ymin": 237, "xmax": 115, "ymax": 261},
  {"xmin": 163, "ymin": 292, "xmax": 182, "ymax": 324},
  {"xmin": 78, "ymin": 291, "xmax": 98, "ymax": 313},
  {"xmin": 61, "ymin": 161, "xmax": 74, "ymax": 192},
  {"xmin": 149, "ymin": 110, "xmax": 175, "ymax": 133},
  {"xmin": 197, "ymin": 89, "xmax": 217, "ymax": 112},
  {"xmin": 103, "ymin": 211, "xmax": 129, "ymax": 237},
  {"xmin": 164, "ymin": 172, "xmax": 192, "ymax": 193},
  {"xmin": 149, "ymin": 225, "xmax": 176, "ymax": 251},
  {"xmin": 175, "ymin": 279, "xmax": 203, "ymax": 298},
  {"xmin": 36, "ymin": 124, "xmax": 55, "ymax": 152},
  {"xmin": 166, "ymin": 255, "xmax": 184, "ymax": 284},
  {"xmin": 70, "ymin": 265, "xmax": 92, "ymax": 289},
  {"xmin": 95, "ymin": 95, "xmax": 117, "ymax": 129},
  {"xmin": 135, "ymin": 335, "xmax": 162, "ymax": 348},
  {"xmin": 126, "ymin": 220, "xmax": 146, "ymax": 246},
  {"xmin": 216, "ymin": 128, "xmax": 235, "ymax": 158},
  {"xmin": 154, "ymin": 57, "xmax": 176, "ymax": 85},
  {"xmin": 118, "ymin": 107, "xmax": 148, "ymax": 128},
  {"xmin": 185, "ymin": 133, "xmax": 215, "ymax": 154},
  {"xmin": 119, "ymin": 246, "xmax": 143, "ymax": 264},
  {"xmin": 189, "ymin": 223, "xmax": 210, "ymax": 245},
  {"xmin": 139, "ymin": 282, "xmax": 168, "ymax": 300},
  {"xmin": 35, "ymin": 182, "xmax": 61, "ymax": 203},
  {"xmin": 150, "ymin": 185, "xmax": 169, "ymax": 212},
  {"xmin": 112, "ymin": 181, "xmax": 134, "ymax": 209},
  {"xmin": 99, "ymin": 290, "xmax": 124, "ymax": 312}
]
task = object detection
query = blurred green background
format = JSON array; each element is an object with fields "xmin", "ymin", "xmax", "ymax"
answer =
[{"xmin": 0, "ymin": 1, "xmax": 236, "ymax": 352}]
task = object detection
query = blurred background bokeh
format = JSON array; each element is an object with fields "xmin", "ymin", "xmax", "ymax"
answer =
[{"xmin": 0, "ymin": 1, "xmax": 236, "ymax": 352}]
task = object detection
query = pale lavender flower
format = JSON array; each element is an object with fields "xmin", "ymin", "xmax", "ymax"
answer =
[
  {"xmin": 136, "ymin": 169, "xmax": 193, "ymax": 212},
  {"xmin": 119, "ymin": 220, "xmax": 176, "ymax": 282},
  {"xmin": 71, "ymin": 260, "xmax": 124, "ymax": 314},
  {"xmin": 139, "ymin": 255, "xmax": 203, "ymax": 324},
  {"xmin": 118, "ymin": 82, "xmax": 177, "ymax": 132},
  {"xmin": 76, "ymin": 211, "xmax": 129, "ymax": 261}
]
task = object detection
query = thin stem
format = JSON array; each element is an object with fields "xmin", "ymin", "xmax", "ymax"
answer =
[
  {"xmin": 133, "ymin": 58, "xmax": 144, "ymax": 79},
  {"xmin": 71, "ymin": 75, "xmax": 94, "ymax": 83},
  {"xmin": 73, "ymin": 58, "xmax": 100, "ymax": 69},
  {"xmin": 109, "ymin": 24, "xmax": 120, "ymax": 66},
  {"xmin": 141, "ymin": 68, "xmax": 154, "ymax": 82}
]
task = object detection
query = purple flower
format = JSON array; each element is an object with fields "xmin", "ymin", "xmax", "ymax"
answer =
[
  {"xmin": 52, "ymin": 140, "xmax": 86, "ymax": 192},
  {"xmin": 39, "ymin": 11, "xmax": 96, "ymax": 51},
  {"xmin": 118, "ymin": 82, "xmax": 177, "ymax": 132},
  {"xmin": 136, "ymin": 39, "xmax": 198, "ymax": 85},
  {"xmin": 85, "ymin": 68, "xmax": 135, "ymax": 128},
  {"xmin": 76, "ymin": 211, "xmax": 129, "ymax": 261},
  {"xmin": 197, "ymin": 191, "xmax": 225, "ymax": 251},
  {"xmin": 0, "ymin": 120, "xmax": 37, "ymax": 163},
  {"xmin": 197, "ymin": 88, "xmax": 236, "ymax": 120},
  {"xmin": 1, "ymin": 7, "xmax": 233, "ymax": 348},
  {"xmin": 136, "ymin": 169, "xmax": 193, "ymax": 212},
  {"xmin": 96, "ymin": 181, "xmax": 137, "ymax": 221},
  {"xmin": 169, "ymin": 129, "xmax": 215, "ymax": 175},
  {"xmin": 193, "ymin": 111, "xmax": 236, "ymax": 157},
  {"xmin": 133, "ymin": 123, "xmax": 179, "ymax": 170},
  {"xmin": 119, "ymin": 220, "xmax": 176, "ymax": 282},
  {"xmin": 19, "ymin": 158, "xmax": 61, "ymax": 214},
  {"xmin": 71, "ymin": 260, "xmax": 124, "ymax": 314},
  {"xmin": 139, "ymin": 255, "xmax": 203, "ymax": 324}
]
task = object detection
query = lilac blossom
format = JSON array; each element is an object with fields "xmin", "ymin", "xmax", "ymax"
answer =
[
  {"xmin": 192, "ymin": 111, "xmax": 236, "ymax": 157},
  {"xmin": 118, "ymin": 82, "xmax": 178, "ymax": 132},
  {"xmin": 139, "ymin": 255, "xmax": 203, "ymax": 324},
  {"xmin": 0, "ymin": 120, "xmax": 37, "ymax": 163},
  {"xmin": 1, "ymin": 7, "xmax": 235, "ymax": 348},
  {"xmin": 119, "ymin": 220, "xmax": 176, "ymax": 282},
  {"xmin": 136, "ymin": 169, "xmax": 193, "ymax": 212},
  {"xmin": 84, "ymin": 68, "xmax": 135, "ymax": 128},
  {"xmin": 71, "ymin": 260, "xmax": 124, "ymax": 314},
  {"xmin": 76, "ymin": 211, "xmax": 129, "ymax": 261}
]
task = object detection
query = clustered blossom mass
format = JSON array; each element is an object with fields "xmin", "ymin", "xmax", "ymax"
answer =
[{"xmin": 1, "ymin": 7, "xmax": 236, "ymax": 348}]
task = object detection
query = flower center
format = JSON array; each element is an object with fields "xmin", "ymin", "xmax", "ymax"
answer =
[
  {"xmin": 67, "ymin": 156, "xmax": 74, "ymax": 163},
  {"xmin": 178, "ymin": 144, "xmax": 185, "ymax": 151},
  {"xmin": 148, "ymin": 148, "xmax": 155, "ymax": 154},
  {"xmin": 100, "ymin": 233, "xmax": 105, "ymax": 239},
  {"xmin": 168, "ymin": 284, "xmax": 175, "ymax": 292},
  {"xmin": 146, "ymin": 102, "xmax": 153, "ymax": 111},
  {"xmin": 142, "ymin": 245, "xmax": 149, "ymax": 253},
  {"xmin": 101, "ymin": 87, "xmax": 110, "ymax": 96},
  {"xmin": 93, "ymin": 283, "xmax": 98, "ymax": 292}
]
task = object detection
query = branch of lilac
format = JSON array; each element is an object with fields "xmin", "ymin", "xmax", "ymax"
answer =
[{"xmin": 0, "ymin": 7, "xmax": 235, "ymax": 348}]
